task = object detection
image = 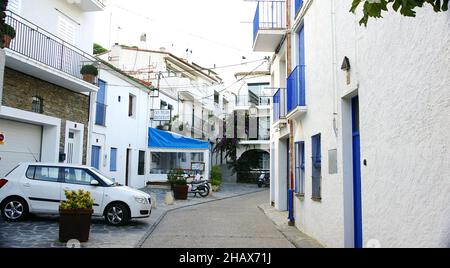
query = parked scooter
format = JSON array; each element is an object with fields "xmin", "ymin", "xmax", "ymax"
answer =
[
  {"xmin": 187, "ymin": 174, "xmax": 210, "ymax": 197},
  {"xmin": 257, "ymin": 173, "xmax": 270, "ymax": 188}
]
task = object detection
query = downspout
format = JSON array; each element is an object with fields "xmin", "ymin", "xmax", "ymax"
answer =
[
  {"xmin": 331, "ymin": 0, "xmax": 339, "ymax": 138},
  {"xmin": 286, "ymin": 0, "xmax": 295, "ymax": 226}
]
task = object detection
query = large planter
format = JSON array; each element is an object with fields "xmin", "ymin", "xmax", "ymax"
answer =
[
  {"xmin": 59, "ymin": 209, "xmax": 93, "ymax": 243},
  {"xmin": 173, "ymin": 185, "xmax": 188, "ymax": 200},
  {"xmin": 82, "ymin": 74, "xmax": 96, "ymax": 84}
]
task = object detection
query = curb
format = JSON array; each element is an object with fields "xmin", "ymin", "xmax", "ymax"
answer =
[
  {"xmin": 257, "ymin": 205, "xmax": 324, "ymax": 248},
  {"xmin": 135, "ymin": 189, "xmax": 267, "ymax": 248}
]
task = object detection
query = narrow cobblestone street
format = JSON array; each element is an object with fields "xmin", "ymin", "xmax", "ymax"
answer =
[
  {"xmin": 141, "ymin": 191, "xmax": 295, "ymax": 248},
  {"xmin": 0, "ymin": 183, "xmax": 265, "ymax": 248}
]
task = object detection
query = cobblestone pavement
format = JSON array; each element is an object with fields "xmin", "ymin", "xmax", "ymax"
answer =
[{"xmin": 0, "ymin": 183, "xmax": 265, "ymax": 248}]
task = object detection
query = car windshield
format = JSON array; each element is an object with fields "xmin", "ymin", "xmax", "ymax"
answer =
[{"xmin": 89, "ymin": 168, "xmax": 119, "ymax": 186}]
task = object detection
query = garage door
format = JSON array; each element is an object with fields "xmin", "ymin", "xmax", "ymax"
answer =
[{"xmin": 0, "ymin": 119, "xmax": 42, "ymax": 177}]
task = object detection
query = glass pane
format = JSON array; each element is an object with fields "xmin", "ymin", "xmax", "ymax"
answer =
[
  {"xmin": 34, "ymin": 167, "xmax": 60, "ymax": 182},
  {"xmin": 63, "ymin": 168, "xmax": 95, "ymax": 185}
]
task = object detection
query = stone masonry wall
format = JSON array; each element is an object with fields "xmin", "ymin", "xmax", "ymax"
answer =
[{"xmin": 2, "ymin": 68, "xmax": 90, "ymax": 164}]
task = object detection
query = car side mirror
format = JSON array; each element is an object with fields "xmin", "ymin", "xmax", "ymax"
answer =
[{"xmin": 90, "ymin": 180, "xmax": 100, "ymax": 186}]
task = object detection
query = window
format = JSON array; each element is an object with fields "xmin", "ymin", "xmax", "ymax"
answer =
[
  {"xmin": 31, "ymin": 96, "xmax": 43, "ymax": 114},
  {"xmin": 295, "ymin": 142, "xmax": 305, "ymax": 196},
  {"xmin": 8, "ymin": 0, "xmax": 22, "ymax": 14},
  {"xmin": 96, "ymin": 80, "xmax": 107, "ymax": 126},
  {"xmin": 168, "ymin": 104, "xmax": 173, "ymax": 110},
  {"xmin": 27, "ymin": 166, "xmax": 60, "ymax": 182},
  {"xmin": 57, "ymin": 15, "xmax": 76, "ymax": 45},
  {"xmin": 128, "ymin": 94, "xmax": 136, "ymax": 117},
  {"xmin": 63, "ymin": 168, "xmax": 96, "ymax": 186},
  {"xmin": 110, "ymin": 148, "xmax": 117, "ymax": 172},
  {"xmin": 138, "ymin": 151, "xmax": 145, "ymax": 175},
  {"xmin": 311, "ymin": 134, "xmax": 322, "ymax": 200},
  {"xmin": 214, "ymin": 91, "xmax": 220, "ymax": 104}
]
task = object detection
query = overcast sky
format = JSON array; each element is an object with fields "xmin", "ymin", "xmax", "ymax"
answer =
[{"xmin": 93, "ymin": 0, "xmax": 269, "ymax": 85}]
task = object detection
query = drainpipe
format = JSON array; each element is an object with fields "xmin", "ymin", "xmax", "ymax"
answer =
[{"xmin": 286, "ymin": 0, "xmax": 295, "ymax": 226}]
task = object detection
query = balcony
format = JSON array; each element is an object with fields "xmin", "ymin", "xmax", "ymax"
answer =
[
  {"xmin": 4, "ymin": 11, "xmax": 98, "ymax": 93},
  {"xmin": 286, "ymin": 65, "xmax": 307, "ymax": 118},
  {"xmin": 235, "ymin": 95, "xmax": 272, "ymax": 108},
  {"xmin": 252, "ymin": 1, "xmax": 286, "ymax": 52},
  {"xmin": 295, "ymin": 0, "xmax": 304, "ymax": 17},
  {"xmin": 273, "ymin": 88, "xmax": 287, "ymax": 125},
  {"xmin": 74, "ymin": 0, "xmax": 106, "ymax": 12}
]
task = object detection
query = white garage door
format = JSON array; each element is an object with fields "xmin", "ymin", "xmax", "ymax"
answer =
[{"xmin": 0, "ymin": 119, "xmax": 42, "ymax": 177}]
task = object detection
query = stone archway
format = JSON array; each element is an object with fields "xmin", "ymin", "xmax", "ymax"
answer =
[{"xmin": 236, "ymin": 149, "xmax": 270, "ymax": 183}]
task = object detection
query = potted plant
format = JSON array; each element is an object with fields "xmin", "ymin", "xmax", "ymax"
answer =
[
  {"xmin": 210, "ymin": 165, "xmax": 223, "ymax": 192},
  {"xmin": 173, "ymin": 176, "xmax": 189, "ymax": 200},
  {"xmin": 167, "ymin": 168, "xmax": 184, "ymax": 190},
  {"xmin": 168, "ymin": 169, "xmax": 188, "ymax": 200},
  {"xmin": 2, "ymin": 24, "xmax": 16, "ymax": 49},
  {"xmin": 80, "ymin": 64, "xmax": 99, "ymax": 84},
  {"xmin": 59, "ymin": 189, "xmax": 94, "ymax": 243}
]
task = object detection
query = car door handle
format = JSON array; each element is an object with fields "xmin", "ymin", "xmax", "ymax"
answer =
[{"xmin": 23, "ymin": 183, "xmax": 31, "ymax": 188}]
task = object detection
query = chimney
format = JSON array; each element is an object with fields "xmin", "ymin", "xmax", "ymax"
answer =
[{"xmin": 108, "ymin": 44, "xmax": 122, "ymax": 68}]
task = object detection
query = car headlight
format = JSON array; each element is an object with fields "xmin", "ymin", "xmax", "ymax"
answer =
[{"xmin": 134, "ymin": 196, "xmax": 148, "ymax": 204}]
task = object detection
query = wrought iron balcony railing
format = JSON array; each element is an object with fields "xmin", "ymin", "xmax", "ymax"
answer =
[
  {"xmin": 4, "ymin": 11, "xmax": 97, "ymax": 83},
  {"xmin": 287, "ymin": 65, "xmax": 306, "ymax": 114},
  {"xmin": 253, "ymin": 0, "xmax": 286, "ymax": 43}
]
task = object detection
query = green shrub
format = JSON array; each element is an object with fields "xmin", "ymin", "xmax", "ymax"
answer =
[
  {"xmin": 211, "ymin": 165, "xmax": 222, "ymax": 186},
  {"xmin": 80, "ymin": 64, "xmax": 99, "ymax": 76},
  {"xmin": 168, "ymin": 169, "xmax": 186, "ymax": 186},
  {"xmin": 3, "ymin": 24, "xmax": 16, "ymax": 39},
  {"xmin": 60, "ymin": 190, "xmax": 94, "ymax": 210}
]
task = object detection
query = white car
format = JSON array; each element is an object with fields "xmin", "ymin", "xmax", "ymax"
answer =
[{"xmin": 0, "ymin": 163, "xmax": 152, "ymax": 226}]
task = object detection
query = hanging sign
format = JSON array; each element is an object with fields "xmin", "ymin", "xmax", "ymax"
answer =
[
  {"xmin": 191, "ymin": 162, "xmax": 205, "ymax": 171},
  {"xmin": 153, "ymin": 109, "xmax": 172, "ymax": 121}
]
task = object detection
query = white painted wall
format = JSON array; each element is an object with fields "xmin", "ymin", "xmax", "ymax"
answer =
[
  {"xmin": 91, "ymin": 68, "xmax": 150, "ymax": 189},
  {"xmin": 269, "ymin": 0, "xmax": 450, "ymax": 248},
  {"xmin": 15, "ymin": 0, "xmax": 99, "ymax": 53},
  {"xmin": 335, "ymin": 0, "xmax": 450, "ymax": 248}
]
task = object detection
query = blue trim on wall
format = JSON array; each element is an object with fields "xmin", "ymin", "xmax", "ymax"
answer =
[{"xmin": 352, "ymin": 96, "xmax": 363, "ymax": 248}]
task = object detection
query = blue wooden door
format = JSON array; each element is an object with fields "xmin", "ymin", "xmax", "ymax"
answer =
[
  {"xmin": 91, "ymin": 146, "xmax": 101, "ymax": 170},
  {"xmin": 352, "ymin": 96, "xmax": 363, "ymax": 248}
]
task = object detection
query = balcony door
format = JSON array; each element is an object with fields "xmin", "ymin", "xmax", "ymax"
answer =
[{"xmin": 298, "ymin": 25, "xmax": 305, "ymax": 67}]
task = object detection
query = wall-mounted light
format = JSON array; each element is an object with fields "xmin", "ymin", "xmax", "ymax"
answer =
[{"xmin": 341, "ymin": 57, "xmax": 351, "ymax": 85}]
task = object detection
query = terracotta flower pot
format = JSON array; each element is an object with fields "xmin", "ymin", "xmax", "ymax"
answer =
[
  {"xmin": 82, "ymin": 74, "xmax": 96, "ymax": 84},
  {"xmin": 173, "ymin": 185, "xmax": 189, "ymax": 200},
  {"xmin": 59, "ymin": 209, "xmax": 93, "ymax": 243},
  {"xmin": 3, "ymin": 35, "xmax": 12, "ymax": 48}
]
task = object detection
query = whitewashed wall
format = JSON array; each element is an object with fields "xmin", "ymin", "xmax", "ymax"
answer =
[
  {"xmin": 335, "ymin": 1, "xmax": 450, "ymax": 248},
  {"xmin": 18, "ymin": 0, "xmax": 97, "ymax": 53},
  {"xmin": 91, "ymin": 69, "xmax": 150, "ymax": 189}
]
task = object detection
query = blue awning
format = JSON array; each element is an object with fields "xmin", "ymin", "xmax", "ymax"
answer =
[{"xmin": 148, "ymin": 128, "xmax": 209, "ymax": 150}]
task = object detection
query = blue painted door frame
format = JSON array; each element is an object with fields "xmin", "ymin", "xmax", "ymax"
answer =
[{"xmin": 352, "ymin": 96, "xmax": 363, "ymax": 248}]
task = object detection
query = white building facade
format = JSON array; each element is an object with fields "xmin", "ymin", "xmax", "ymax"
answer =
[
  {"xmin": 256, "ymin": 0, "xmax": 450, "ymax": 247},
  {"xmin": 0, "ymin": 0, "xmax": 103, "ymax": 176}
]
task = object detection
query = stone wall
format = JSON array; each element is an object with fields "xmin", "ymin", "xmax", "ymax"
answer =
[{"xmin": 2, "ymin": 68, "xmax": 90, "ymax": 164}]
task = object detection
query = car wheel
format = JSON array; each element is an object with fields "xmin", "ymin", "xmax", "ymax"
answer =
[
  {"xmin": 1, "ymin": 197, "xmax": 29, "ymax": 222},
  {"xmin": 105, "ymin": 203, "xmax": 130, "ymax": 226},
  {"xmin": 258, "ymin": 183, "xmax": 263, "ymax": 188}
]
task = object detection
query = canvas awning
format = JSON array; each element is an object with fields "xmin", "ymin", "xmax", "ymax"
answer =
[{"xmin": 148, "ymin": 128, "xmax": 209, "ymax": 150}]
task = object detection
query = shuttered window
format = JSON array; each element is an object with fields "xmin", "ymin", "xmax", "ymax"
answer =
[
  {"xmin": 57, "ymin": 16, "xmax": 76, "ymax": 45},
  {"xmin": 110, "ymin": 148, "xmax": 117, "ymax": 172},
  {"xmin": 8, "ymin": 0, "xmax": 22, "ymax": 14},
  {"xmin": 311, "ymin": 134, "xmax": 322, "ymax": 200}
]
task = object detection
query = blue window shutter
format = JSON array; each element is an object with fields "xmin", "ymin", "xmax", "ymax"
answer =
[
  {"xmin": 91, "ymin": 146, "xmax": 101, "ymax": 170},
  {"xmin": 110, "ymin": 148, "xmax": 117, "ymax": 172}
]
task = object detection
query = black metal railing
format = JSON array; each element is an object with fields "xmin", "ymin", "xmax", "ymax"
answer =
[{"xmin": 4, "ymin": 11, "xmax": 97, "ymax": 83}]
